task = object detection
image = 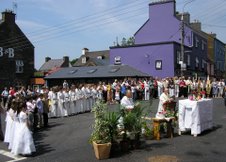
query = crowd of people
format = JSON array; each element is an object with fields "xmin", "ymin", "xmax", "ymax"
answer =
[{"xmin": 0, "ymin": 76, "xmax": 226, "ymax": 156}]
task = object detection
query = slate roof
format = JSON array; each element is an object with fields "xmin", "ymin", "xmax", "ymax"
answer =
[
  {"xmin": 39, "ymin": 59, "xmax": 65, "ymax": 72},
  {"xmin": 73, "ymin": 50, "xmax": 109, "ymax": 66},
  {"xmin": 45, "ymin": 65, "xmax": 150, "ymax": 79}
]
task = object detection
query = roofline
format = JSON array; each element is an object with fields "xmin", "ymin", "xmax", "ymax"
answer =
[
  {"xmin": 110, "ymin": 41, "xmax": 191, "ymax": 49},
  {"xmin": 134, "ymin": 19, "xmax": 149, "ymax": 36},
  {"xmin": 45, "ymin": 75, "xmax": 149, "ymax": 80},
  {"xmin": 149, "ymin": 0, "xmax": 175, "ymax": 6}
]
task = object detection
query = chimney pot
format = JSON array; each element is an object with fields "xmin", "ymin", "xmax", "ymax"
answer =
[{"xmin": 45, "ymin": 57, "xmax": 51, "ymax": 62}]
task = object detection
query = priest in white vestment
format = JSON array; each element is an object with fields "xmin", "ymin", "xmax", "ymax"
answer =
[
  {"xmin": 120, "ymin": 90, "xmax": 134, "ymax": 109},
  {"xmin": 156, "ymin": 88, "xmax": 173, "ymax": 118}
]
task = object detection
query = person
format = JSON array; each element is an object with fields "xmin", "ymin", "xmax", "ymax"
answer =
[
  {"xmin": 0, "ymin": 99, "xmax": 5, "ymax": 141},
  {"xmin": 156, "ymin": 88, "xmax": 173, "ymax": 118},
  {"xmin": 42, "ymin": 93, "xmax": 49, "ymax": 127},
  {"xmin": 36, "ymin": 94, "xmax": 44, "ymax": 128},
  {"xmin": 120, "ymin": 90, "xmax": 134, "ymax": 109},
  {"xmin": 63, "ymin": 80, "xmax": 69, "ymax": 89},
  {"xmin": 1, "ymin": 87, "xmax": 9, "ymax": 108},
  {"xmin": 11, "ymin": 101, "xmax": 36, "ymax": 155}
]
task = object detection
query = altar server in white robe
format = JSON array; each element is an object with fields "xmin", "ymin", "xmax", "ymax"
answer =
[
  {"xmin": 85, "ymin": 85, "xmax": 92, "ymax": 112},
  {"xmin": 76, "ymin": 86, "xmax": 83, "ymax": 113},
  {"xmin": 144, "ymin": 80, "xmax": 150, "ymax": 100},
  {"xmin": 91, "ymin": 85, "xmax": 98, "ymax": 108},
  {"xmin": 48, "ymin": 88, "xmax": 58, "ymax": 118},
  {"xmin": 81, "ymin": 86, "xmax": 87, "ymax": 112},
  {"xmin": 69, "ymin": 86, "xmax": 76, "ymax": 115},
  {"xmin": 156, "ymin": 88, "xmax": 173, "ymax": 118},
  {"xmin": 57, "ymin": 88, "xmax": 66, "ymax": 117},
  {"xmin": 63, "ymin": 89, "xmax": 70, "ymax": 116}
]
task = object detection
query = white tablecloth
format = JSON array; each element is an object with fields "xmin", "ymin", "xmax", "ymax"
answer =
[{"xmin": 178, "ymin": 99, "xmax": 213, "ymax": 135}]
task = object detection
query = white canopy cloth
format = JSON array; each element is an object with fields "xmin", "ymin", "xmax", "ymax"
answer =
[{"xmin": 178, "ymin": 99, "xmax": 213, "ymax": 136}]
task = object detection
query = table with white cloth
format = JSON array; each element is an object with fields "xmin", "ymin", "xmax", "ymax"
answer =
[{"xmin": 178, "ymin": 99, "xmax": 213, "ymax": 136}]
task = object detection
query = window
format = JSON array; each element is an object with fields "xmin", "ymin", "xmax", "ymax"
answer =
[
  {"xmin": 202, "ymin": 59, "xmax": 205, "ymax": 69},
  {"xmin": 195, "ymin": 57, "xmax": 199, "ymax": 68},
  {"xmin": 187, "ymin": 54, "xmax": 191, "ymax": 66},
  {"xmin": 82, "ymin": 57, "xmax": 86, "ymax": 64},
  {"xmin": 109, "ymin": 68, "xmax": 120, "ymax": 73},
  {"xmin": 176, "ymin": 51, "xmax": 181, "ymax": 64},
  {"xmin": 87, "ymin": 69, "xmax": 97, "ymax": 74},
  {"xmin": 155, "ymin": 60, "xmax": 162, "ymax": 70},
  {"xmin": 97, "ymin": 56, "xmax": 103, "ymax": 59},
  {"xmin": 114, "ymin": 56, "xmax": 121, "ymax": 65},
  {"xmin": 68, "ymin": 69, "xmax": 77, "ymax": 74},
  {"xmin": 195, "ymin": 37, "xmax": 199, "ymax": 48},
  {"xmin": 16, "ymin": 60, "xmax": 24, "ymax": 73},
  {"xmin": 201, "ymin": 40, "xmax": 205, "ymax": 50}
]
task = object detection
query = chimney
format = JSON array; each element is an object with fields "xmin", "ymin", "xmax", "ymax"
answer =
[
  {"xmin": 45, "ymin": 57, "xmax": 51, "ymax": 62},
  {"xmin": 210, "ymin": 32, "xmax": 216, "ymax": 38},
  {"xmin": 82, "ymin": 48, "xmax": 89, "ymax": 55},
  {"xmin": 190, "ymin": 20, "xmax": 202, "ymax": 31},
  {"xmin": 63, "ymin": 56, "xmax": 69, "ymax": 67},
  {"xmin": 176, "ymin": 12, "xmax": 190, "ymax": 24},
  {"xmin": 2, "ymin": 10, "xmax": 16, "ymax": 25}
]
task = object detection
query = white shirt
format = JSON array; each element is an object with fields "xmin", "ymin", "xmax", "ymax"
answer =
[{"xmin": 120, "ymin": 96, "xmax": 134, "ymax": 109}]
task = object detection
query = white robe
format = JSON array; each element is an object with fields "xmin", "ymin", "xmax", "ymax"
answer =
[
  {"xmin": 120, "ymin": 96, "xmax": 134, "ymax": 109},
  {"xmin": 48, "ymin": 91, "xmax": 58, "ymax": 117},
  {"xmin": 156, "ymin": 92, "xmax": 171, "ymax": 118}
]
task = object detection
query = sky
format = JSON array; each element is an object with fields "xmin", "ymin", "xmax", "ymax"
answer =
[{"xmin": 0, "ymin": 0, "xmax": 226, "ymax": 69}]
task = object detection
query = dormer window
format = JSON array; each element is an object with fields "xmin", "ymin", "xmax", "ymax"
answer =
[
  {"xmin": 97, "ymin": 56, "xmax": 103, "ymax": 59},
  {"xmin": 82, "ymin": 57, "xmax": 86, "ymax": 64}
]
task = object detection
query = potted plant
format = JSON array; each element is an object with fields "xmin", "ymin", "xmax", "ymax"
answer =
[
  {"xmin": 90, "ymin": 100, "xmax": 111, "ymax": 160},
  {"xmin": 119, "ymin": 102, "xmax": 144, "ymax": 151}
]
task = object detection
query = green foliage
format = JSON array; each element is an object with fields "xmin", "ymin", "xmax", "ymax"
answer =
[
  {"xmin": 120, "ymin": 102, "xmax": 145, "ymax": 140},
  {"xmin": 90, "ymin": 100, "xmax": 111, "ymax": 144},
  {"xmin": 120, "ymin": 37, "xmax": 135, "ymax": 46},
  {"xmin": 90, "ymin": 100, "xmax": 120, "ymax": 144},
  {"xmin": 70, "ymin": 58, "xmax": 78, "ymax": 65}
]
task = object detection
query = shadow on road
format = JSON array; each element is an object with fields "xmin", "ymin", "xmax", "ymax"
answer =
[{"xmin": 31, "ymin": 122, "xmax": 64, "ymax": 157}]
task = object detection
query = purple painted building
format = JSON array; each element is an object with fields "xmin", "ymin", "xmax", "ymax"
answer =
[{"xmin": 110, "ymin": 0, "xmax": 197, "ymax": 78}]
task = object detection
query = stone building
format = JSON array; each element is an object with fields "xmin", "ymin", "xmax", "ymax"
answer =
[{"xmin": 0, "ymin": 10, "xmax": 34, "ymax": 90}]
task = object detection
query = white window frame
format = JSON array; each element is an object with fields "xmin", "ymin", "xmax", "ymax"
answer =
[
  {"xmin": 195, "ymin": 37, "xmax": 199, "ymax": 48},
  {"xmin": 16, "ymin": 60, "xmax": 24, "ymax": 73},
  {"xmin": 195, "ymin": 57, "xmax": 199, "ymax": 67},
  {"xmin": 114, "ymin": 56, "xmax": 121, "ymax": 65},
  {"xmin": 187, "ymin": 54, "xmax": 191, "ymax": 66},
  {"xmin": 177, "ymin": 51, "xmax": 181, "ymax": 64},
  {"xmin": 201, "ymin": 40, "xmax": 205, "ymax": 50},
  {"xmin": 82, "ymin": 57, "xmax": 86, "ymax": 64}
]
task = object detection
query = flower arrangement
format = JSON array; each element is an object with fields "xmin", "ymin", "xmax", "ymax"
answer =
[
  {"xmin": 189, "ymin": 90, "xmax": 205, "ymax": 101},
  {"xmin": 162, "ymin": 101, "xmax": 177, "ymax": 118}
]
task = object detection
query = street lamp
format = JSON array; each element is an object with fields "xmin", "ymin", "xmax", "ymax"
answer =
[{"xmin": 180, "ymin": 0, "xmax": 195, "ymax": 76}]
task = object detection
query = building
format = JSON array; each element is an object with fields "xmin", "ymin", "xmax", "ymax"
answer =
[
  {"xmin": 110, "ymin": 0, "xmax": 211, "ymax": 78},
  {"xmin": 31, "ymin": 56, "xmax": 71, "ymax": 89},
  {"xmin": 73, "ymin": 48, "xmax": 109, "ymax": 67},
  {"xmin": 0, "ymin": 10, "xmax": 34, "ymax": 90},
  {"xmin": 44, "ymin": 65, "xmax": 150, "ymax": 87}
]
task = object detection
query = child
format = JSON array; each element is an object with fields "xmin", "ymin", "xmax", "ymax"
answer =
[{"xmin": 11, "ymin": 100, "xmax": 36, "ymax": 156}]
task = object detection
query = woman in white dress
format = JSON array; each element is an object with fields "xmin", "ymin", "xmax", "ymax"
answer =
[
  {"xmin": 57, "ymin": 88, "xmax": 66, "ymax": 117},
  {"xmin": 11, "ymin": 101, "xmax": 36, "ymax": 155}
]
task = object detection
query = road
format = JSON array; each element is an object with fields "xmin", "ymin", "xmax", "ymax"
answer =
[{"xmin": 0, "ymin": 98, "xmax": 226, "ymax": 162}]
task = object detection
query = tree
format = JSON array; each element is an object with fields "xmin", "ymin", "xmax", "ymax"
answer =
[
  {"xmin": 120, "ymin": 37, "xmax": 135, "ymax": 46},
  {"xmin": 70, "ymin": 58, "xmax": 78, "ymax": 66}
]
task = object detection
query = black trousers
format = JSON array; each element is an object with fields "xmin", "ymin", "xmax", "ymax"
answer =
[{"xmin": 43, "ymin": 113, "xmax": 48, "ymax": 127}]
